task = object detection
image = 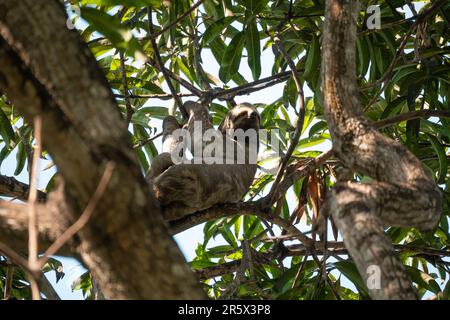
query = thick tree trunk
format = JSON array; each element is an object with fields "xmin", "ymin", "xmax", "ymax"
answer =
[
  {"xmin": 321, "ymin": 0, "xmax": 441, "ymax": 299},
  {"xmin": 0, "ymin": 0, "xmax": 204, "ymax": 299}
]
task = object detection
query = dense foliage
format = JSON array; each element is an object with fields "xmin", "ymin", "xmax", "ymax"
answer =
[{"xmin": 1, "ymin": 0, "xmax": 449, "ymax": 300}]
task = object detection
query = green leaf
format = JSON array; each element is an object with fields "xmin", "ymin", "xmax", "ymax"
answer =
[
  {"xmin": 139, "ymin": 106, "xmax": 168, "ymax": 120},
  {"xmin": 203, "ymin": 218, "xmax": 223, "ymax": 247},
  {"xmin": 379, "ymin": 96, "xmax": 407, "ymax": 120},
  {"xmin": 220, "ymin": 223, "xmax": 238, "ymax": 248},
  {"xmin": 390, "ymin": 65, "xmax": 420, "ymax": 86},
  {"xmin": 45, "ymin": 172, "xmax": 58, "ymax": 193},
  {"xmin": 80, "ymin": 7, "xmax": 143, "ymax": 56},
  {"xmin": 202, "ymin": 16, "xmax": 237, "ymax": 45},
  {"xmin": 0, "ymin": 107, "xmax": 15, "ymax": 146},
  {"xmin": 304, "ymin": 34, "xmax": 320, "ymax": 81},
  {"xmin": 234, "ymin": 215, "xmax": 242, "ymax": 238},
  {"xmin": 238, "ymin": 0, "xmax": 268, "ymax": 15},
  {"xmin": 404, "ymin": 265, "xmax": 441, "ymax": 294},
  {"xmin": 246, "ymin": 19, "xmax": 261, "ymax": 81},
  {"xmin": 334, "ymin": 261, "xmax": 369, "ymax": 297},
  {"xmin": 81, "ymin": 7, "xmax": 125, "ymax": 45},
  {"xmin": 71, "ymin": 271, "xmax": 92, "ymax": 293},
  {"xmin": 136, "ymin": 147, "xmax": 149, "ymax": 172},
  {"xmin": 426, "ymin": 133, "xmax": 448, "ymax": 184},
  {"xmin": 82, "ymin": 0, "xmax": 160, "ymax": 8},
  {"xmin": 423, "ymin": 120, "xmax": 450, "ymax": 142},
  {"xmin": 42, "ymin": 257, "xmax": 65, "ymax": 283},
  {"xmin": 0, "ymin": 145, "xmax": 11, "ymax": 167},
  {"xmin": 14, "ymin": 142, "xmax": 26, "ymax": 176},
  {"xmin": 189, "ymin": 260, "xmax": 217, "ymax": 269},
  {"xmin": 444, "ymin": 278, "xmax": 450, "ymax": 299},
  {"xmin": 130, "ymin": 110, "xmax": 151, "ymax": 128},
  {"xmin": 356, "ymin": 36, "xmax": 370, "ymax": 77},
  {"xmin": 243, "ymin": 215, "xmax": 262, "ymax": 238},
  {"xmin": 308, "ymin": 120, "xmax": 328, "ymax": 137},
  {"xmin": 219, "ymin": 32, "xmax": 245, "ymax": 83},
  {"xmin": 207, "ymin": 245, "xmax": 234, "ymax": 256},
  {"xmin": 209, "ymin": 36, "xmax": 247, "ymax": 85}
]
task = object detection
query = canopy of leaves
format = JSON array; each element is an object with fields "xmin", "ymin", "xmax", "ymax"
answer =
[{"xmin": 1, "ymin": 0, "xmax": 450, "ymax": 300}]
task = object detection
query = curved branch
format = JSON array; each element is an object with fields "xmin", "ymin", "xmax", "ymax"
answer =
[
  {"xmin": 321, "ymin": 0, "xmax": 441, "ymax": 300},
  {"xmin": 169, "ymin": 200, "xmax": 314, "ymax": 247}
]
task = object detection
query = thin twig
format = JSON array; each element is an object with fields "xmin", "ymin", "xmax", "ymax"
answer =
[
  {"xmin": 147, "ymin": 7, "xmax": 188, "ymax": 120},
  {"xmin": 267, "ymin": 36, "xmax": 307, "ymax": 205},
  {"xmin": 4, "ymin": 262, "xmax": 13, "ymax": 299},
  {"xmin": 374, "ymin": 109, "xmax": 450, "ymax": 128},
  {"xmin": 133, "ymin": 132, "xmax": 163, "ymax": 149},
  {"xmin": 291, "ymin": 255, "xmax": 308, "ymax": 289},
  {"xmin": 363, "ymin": 0, "xmax": 447, "ymax": 110},
  {"xmin": 118, "ymin": 7, "xmax": 133, "ymax": 124},
  {"xmin": 0, "ymin": 242, "xmax": 34, "ymax": 277},
  {"xmin": 258, "ymin": 14, "xmax": 324, "ymax": 21},
  {"xmin": 406, "ymin": 0, "xmax": 419, "ymax": 17},
  {"xmin": 358, "ymin": 17, "xmax": 414, "ymax": 36},
  {"xmin": 37, "ymin": 162, "xmax": 115, "ymax": 268},
  {"xmin": 212, "ymin": 71, "xmax": 293, "ymax": 101},
  {"xmin": 114, "ymin": 92, "xmax": 195, "ymax": 100},
  {"xmin": 114, "ymin": 70, "xmax": 294, "ymax": 102},
  {"xmin": 147, "ymin": 60, "xmax": 204, "ymax": 98},
  {"xmin": 363, "ymin": 25, "xmax": 416, "ymax": 110},
  {"xmin": 152, "ymin": 0, "xmax": 206, "ymax": 40},
  {"xmin": 28, "ymin": 116, "xmax": 42, "ymax": 300},
  {"xmin": 119, "ymin": 51, "xmax": 134, "ymax": 125},
  {"xmin": 195, "ymin": 242, "xmax": 450, "ymax": 280}
]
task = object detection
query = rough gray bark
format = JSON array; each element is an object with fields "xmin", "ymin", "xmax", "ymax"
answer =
[
  {"xmin": 0, "ymin": 0, "xmax": 204, "ymax": 299},
  {"xmin": 0, "ymin": 201, "xmax": 73, "ymax": 257},
  {"xmin": 0, "ymin": 175, "xmax": 47, "ymax": 202},
  {"xmin": 321, "ymin": 0, "xmax": 442, "ymax": 299}
]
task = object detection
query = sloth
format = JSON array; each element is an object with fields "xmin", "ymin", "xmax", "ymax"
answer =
[{"xmin": 146, "ymin": 101, "xmax": 260, "ymax": 221}]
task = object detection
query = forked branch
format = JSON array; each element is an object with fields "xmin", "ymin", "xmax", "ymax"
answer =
[{"xmin": 321, "ymin": 0, "xmax": 441, "ymax": 299}]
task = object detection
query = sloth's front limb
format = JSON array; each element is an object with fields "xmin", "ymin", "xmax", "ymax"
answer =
[{"xmin": 146, "ymin": 116, "xmax": 181, "ymax": 181}]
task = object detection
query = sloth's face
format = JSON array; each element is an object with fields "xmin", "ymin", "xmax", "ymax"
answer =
[{"xmin": 220, "ymin": 103, "xmax": 260, "ymax": 133}]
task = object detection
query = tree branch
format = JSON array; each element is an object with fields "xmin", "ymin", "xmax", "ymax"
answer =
[
  {"xmin": 113, "ymin": 70, "xmax": 295, "ymax": 103},
  {"xmin": 152, "ymin": 0, "xmax": 205, "ymax": 40},
  {"xmin": 321, "ymin": 0, "xmax": 441, "ymax": 300},
  {"xmin": 363, "ymin": 0, "xmax": 447, "ymax": 109},
  {"xmin": 37, "ymin": 162, "xmax": 115, "ymax": 269},
  {"xmin": 119, "ymin": 51, "xmax": 134, "ymax": 125},
  {"xmin": 114, "ymin": 92, "xmax": 195, "ymax": 100},
  {"xmin": 0, "ymin": 175, "xmax": 47, "ymax": 202},
  {"xmin": 0, "ymin": 0, "xmax": 203, "ymax": 299},
  {"xmin": 0, "ymin": 199, "xmax": 76, "ymax": 258},
  {"xmin": 147, "ymin": 6, "xmax": 188, "ymax": 120},
  {"xmin": 195, "ymin": 241, "xmax": 450, "ymax": 280},
  {"xmin": 169, "ymin": 200, "xmax": 314, "ymax": 247},
  {"xmin": 266, "ymin": 34, "xmax": 307, "ymax": 205},
  {"xmin": 374, "ymin": 109, "xmax": 450, "ymax": 129},
  {"xmin": 210, "ymin": 70, "xmax": 294, "ymax": 101}
]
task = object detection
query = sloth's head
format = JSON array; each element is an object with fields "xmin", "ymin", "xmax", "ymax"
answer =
[{"xmin": 219, "ymin": 103, "xmax": 260, "ymax": 133}]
